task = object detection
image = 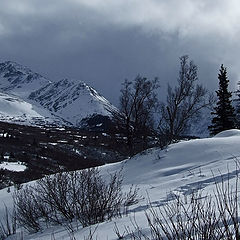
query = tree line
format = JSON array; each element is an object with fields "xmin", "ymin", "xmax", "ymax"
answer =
[{"xmin": 111, "ymin": 55, "xmax": 237, "ymax": 154}]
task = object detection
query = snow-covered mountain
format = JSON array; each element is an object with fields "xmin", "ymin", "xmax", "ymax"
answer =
[
  {"xmin": 0, "ymin": 61, "xmax": 117, "ymax": 127},
  {"xmin": 0, "ymin": 61, "xmax": 51, "ymax": 98},
  {"xmin": 29, "ymin": 78, "xmax": 116, "ymax": 126}
]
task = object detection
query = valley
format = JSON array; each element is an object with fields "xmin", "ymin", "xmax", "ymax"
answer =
[{"xmin": 0, "ymin": 121, "xmax": 129, "ymax": 189}]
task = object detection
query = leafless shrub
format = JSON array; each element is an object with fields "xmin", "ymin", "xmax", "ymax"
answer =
[
  {"xmin": 35, "ymin": 171, "xmax": 75, "ymax": 224},
  {"xmin": 83, "ymin": 226, "xmax": 98, "ymax": 240},
  {"xmin": 74, "ymin": 168, "xmax": 124, "ymax": 226},
  {"xmin": 213, "ymin": 170, "xmax": 240, "ymax": 239},
  {"xmin": 114, "ymin": 222, "xmax": 126, "ymax": 239},
  {"xmin": 0, "ymin": 205, "xmax": 16, "ymax": 239},
  {"xmin": 124, "ymin": 185, "xmax": 139, "ymax": 207},
  {"xmin": 13, "ymin": 186, "xmax": 42, "ymax": 232},
  {"xmin": 14, "ymin": 168, "xmax": 138, "ymax": 232},
  {"xmin": 125, "ymin": 169, "xmax": 240, "ymax": 239}
]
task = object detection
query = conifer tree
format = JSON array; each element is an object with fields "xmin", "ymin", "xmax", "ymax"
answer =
[
  {"xmin": 209, "ymin": 65, "xmax": 235, "ymax": 135},
  {"xmin": 235, "ymin": 82, "xmax": 240, "ymax": 127}
]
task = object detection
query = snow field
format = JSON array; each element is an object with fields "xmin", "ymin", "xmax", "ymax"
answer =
[{"xmin": 1, "ymin": 129, "xmax": 240, "ymax": 239}]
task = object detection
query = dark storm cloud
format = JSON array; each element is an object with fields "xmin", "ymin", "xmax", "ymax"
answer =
[{"xmin": 0, "ymin": 0, "xmax": 240, "ymax": 105}]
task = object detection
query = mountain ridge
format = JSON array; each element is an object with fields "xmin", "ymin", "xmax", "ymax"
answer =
[
  {"xmin": 0, "ymin": 61, "xmax": 117, "ymax": 127},
  {"xmin": 29, "ymin": 78, "xmax": 116, "ymax": 126},
  {"xmin": 0, "ymin": 61, "xmax": 51, "ymax": 98}
]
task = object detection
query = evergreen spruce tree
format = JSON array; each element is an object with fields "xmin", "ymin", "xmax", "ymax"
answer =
[
  {"xmin": 235, "ymin": 82, "xmax": 240, "ymax": 127},
  {"xmin": 208, "ymin": 65, "xmax": 235, "ymax": 135}
]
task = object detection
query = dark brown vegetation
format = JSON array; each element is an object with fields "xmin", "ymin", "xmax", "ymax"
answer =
[
  {"xmin": 0, "ymin": 121, "xmax": 138, "ymax": 189},
  {"xmin": 0, "ymin": 120, "xmax": 158, "ymax": 189}
]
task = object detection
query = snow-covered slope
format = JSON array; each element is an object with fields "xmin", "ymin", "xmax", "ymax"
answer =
[
  {"xmin": 0, "ymin": 91, "xmax": 68, "ymax": 126},
  {"xmin": 29, "ymin": 78, "xmax": 117, "ymax": 126},
  {"xmin": 0, "ymin": 61, "xmax": 117, "ymax": 126},
  {"xmin": 1, "ymin": 130, "xmax": 240, "ymax": 239}
]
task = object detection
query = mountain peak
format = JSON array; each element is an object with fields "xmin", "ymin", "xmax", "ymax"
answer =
[
  {"xmin": 0, "ymin": 61, "xmax": 36, "ymax": 75},
  {"xmin": 29, "ymin": 77, "xmax": 117, "ymax": 126},
  {"xmin": 0, "ymin": 60, "xmax": 51, "ymax": 98}
]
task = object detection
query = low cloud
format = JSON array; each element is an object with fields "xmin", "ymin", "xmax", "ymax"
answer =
[{"xmin": 0, "ymin": 0, "xmax": 239, "ymax": 104}]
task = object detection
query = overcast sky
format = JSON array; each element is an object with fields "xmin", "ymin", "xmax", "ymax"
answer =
[{"xmin": 0, "ymin": 0, "xmax": 240, "ymax": 105}]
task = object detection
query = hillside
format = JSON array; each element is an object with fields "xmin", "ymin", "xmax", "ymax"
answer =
[
  {"xmin": 0, "ymin": 91, "xmax": 67, "ymax": 126},
  {"xmin": 1, "ymin": 129, "xmax": 240, "ymax": 239},
  {"xmin": 0, "ymin": 121, "xmax": 130, "ymax": 190}
]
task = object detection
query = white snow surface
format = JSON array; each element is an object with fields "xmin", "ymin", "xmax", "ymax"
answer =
[
  {"xmin": 0, "ymin": 162, "xmax": 26, "ymax": 172},
  {"xmin": 214, "ymin": 129, "xmax": 240, "ymax": 138},
  {"xmin": 0, "ymin": 92, "xmax": 66, "ymax": 126},
  {"xmin": 2, "ymin": 130, "xmax": 240, "ymax": 239}
]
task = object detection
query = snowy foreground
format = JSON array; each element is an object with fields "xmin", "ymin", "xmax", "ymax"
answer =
[{"xmin": 2, "ymin": 129, "xmax": 240, "ymax": 239}]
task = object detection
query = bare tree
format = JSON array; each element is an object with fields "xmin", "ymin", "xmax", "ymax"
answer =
[
  {"xmin": 113, "ymin": 76, "xmax": 159, "ymax": 152},
  {"xmin": 159, "ymin": 55, "xmax": 213, "ymax": 142}
]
